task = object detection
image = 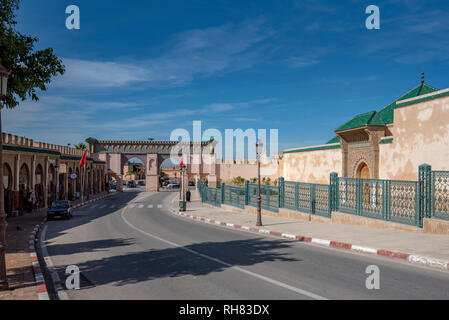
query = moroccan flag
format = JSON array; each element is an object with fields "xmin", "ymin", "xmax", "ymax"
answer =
[
  {"xmin": 80, "ymin": 150, "xmax": 87, "ymax": 167},
  {"xmin": 179, "ymin": 158, "xmax": 183, "ymax": 169}
]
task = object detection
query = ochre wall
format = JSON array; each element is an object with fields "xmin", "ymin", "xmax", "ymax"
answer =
[
  {"xmin": 379, "ymin": 95, "xmax": 449, "ymax": 180},
  {"xmin": 282, "ymin": 147, "xmax": 342, "ymax": 184}
]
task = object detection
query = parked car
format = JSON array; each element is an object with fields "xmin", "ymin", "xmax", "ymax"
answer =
[
  {"xmin": 138, "ymin": 180, "xmax": 145, "ymax": 186},
  {"xmin": 109, "ymin": 180, "xmax": 117, "ymax": 190},
  {"xmin": 128, "ymin": 180, "xmax": 137, "ymax": 188},
  {"xmin": 47, "ymin": 200, "xmax": 72, "ymax": 220},
  {"xmin": 188, "ymin": 181, "xmax": 195, "ymax": 186},
  {"xmin": 167, "ymin": 182, "xmax": 181, "ymax": 189},
  {"xmin": 122, "ymin": 180, "xmax": 127, "ymax": 186}
]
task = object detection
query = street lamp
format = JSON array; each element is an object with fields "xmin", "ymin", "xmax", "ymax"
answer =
[
  {"xmin": 0, "ymin": 65, "xmax": 11, "ymax": 290},
  {"xmin": 256, "ymin": 139, "xmax": 263, "ymax": 227}
]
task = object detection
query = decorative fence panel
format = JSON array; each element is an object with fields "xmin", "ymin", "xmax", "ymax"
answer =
[
  {"xmin": 248, "ymin": 184, "xmax": 279, "ymax": 212},
  {"xmin": 223, "ymin": 185, "xmax": 246, "ymax": 209},
  {"xmin": 202, "ymin": 186, "xmax": 221, "ymax": 207},
  {"xmin": 432, "ymin": 171, "xmax": 449, "ymax": 221},
  {"xmin": 336, "ymin": 177, "xmax": 421, "ymax": 227},
  {"xmin": 284, "ymin": 181, "xmax": 331, "ymax": 218},
  {"xmin": 389, "ymin": 180, "xmax": 419, "ymax": 226}
]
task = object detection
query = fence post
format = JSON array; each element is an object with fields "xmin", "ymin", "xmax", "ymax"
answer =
[
  {"xmin": 330, "ymin": 172, "xmax": 338, "ymax": 212},
  {"xmin": 295, "ymin": 182, "xmax": 299, "ymax": 211},
  {"xmin": 245, "ymin": 180, "xmax": 249, "ymax": 205},
  {"xmin": 419, "ymin": 164, "xmax": 432, "ymax": 220},
  {"xmin": 383, "ymin": 180, "xmax": 391, "ymax": 221},
  {"xmin": 356, "ymin": 178, "xmax": 362, "ymax": 215},
  {"xmin": 311, "ymin": 184, "xmax": 316, "ymax": 215},
  {"xmin": 221, "ymin": 182, "xmax": 225, "ymax": 204},
  {"xmin": 279, "ymin": 177, "xmax": 285, "ymax": 208}
]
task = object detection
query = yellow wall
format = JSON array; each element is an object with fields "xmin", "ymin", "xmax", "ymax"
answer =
[
  {"xmin": 380, "ymin": 94, "xmax": 449, "ymax": 180},
  {"xmin": 282, "ymin": 146, "xmax": 342, "ymax": 184}
]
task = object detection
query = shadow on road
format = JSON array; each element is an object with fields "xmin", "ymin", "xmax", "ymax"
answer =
[{"xmin": 49, "ymin": 237, "xmax": 299, "ymax": 288}]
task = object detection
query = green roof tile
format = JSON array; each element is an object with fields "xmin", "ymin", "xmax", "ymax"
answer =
[
  {"xmin": 335, "ymin": 111, "xmax": 385, "ymax": 132},
  {"xmin": 377, "ymin": 83, "xmax": 438, "ymax": 124},
  {"xmin": 335, "ymin": 82, "xmax": 439, "ymax": 133},
  {"xmin": 326, "ymin": 136, "xmax": 340, "ymax": 144}
]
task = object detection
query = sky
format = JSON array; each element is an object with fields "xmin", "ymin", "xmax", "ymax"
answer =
[{"xmin": 3, "ymin": 0, "xmax": 449, "ymax": 158}]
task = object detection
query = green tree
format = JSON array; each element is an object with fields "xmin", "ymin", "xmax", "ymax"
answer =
[
  {"xmin": 0, "ymin": 0, "xmax": 65, "ymax": 108},
  {"xmin": 232, "ymin": 176, "xmax": 245, "ymax": 187},
  {"xmin": 75, "ymin": 142, "xmax": 87, "ymax": 150}
]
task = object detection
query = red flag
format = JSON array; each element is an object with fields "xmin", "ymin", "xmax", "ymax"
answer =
[
  {"xmin": 179, "ymin": 158, "xmax": 183, "ymax": 169},
  {"xmin": 80, "ymin": 150, "xmax": 87, "ymax": 167}
]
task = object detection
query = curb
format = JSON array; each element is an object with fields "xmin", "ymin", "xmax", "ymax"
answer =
[
  {"xmin": 169, "ymin": 208, "xmax": 449, "ymax": 272},
  {"xmin": 29, "ymin": 220, "xmax": 49, "ymax": 300},
  {"xmin": 30, "ymin": 192, "xmax": 117, "ymax": 300}
]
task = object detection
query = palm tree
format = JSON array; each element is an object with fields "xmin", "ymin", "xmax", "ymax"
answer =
[{"xmin": 75, "ymin": 142, "xmax": 87, "ymax": 150}]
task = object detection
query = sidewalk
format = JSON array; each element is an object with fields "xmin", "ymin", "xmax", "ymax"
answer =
[
  {"xmin": 173, "ymin": 189, "xmax": 449, "ymax": 270},
  {"xmin": 0, "ymin": 210, "xmax": 45, "ymax": 300},
  {"xmin": 0, "ymin": 191, "xmax": 112, "ymax": 300}
]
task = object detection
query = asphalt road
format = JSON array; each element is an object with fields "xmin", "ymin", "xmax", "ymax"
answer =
[{"xmin": 41, "ymin": 189, "xmax": 449, "ymax": 300}]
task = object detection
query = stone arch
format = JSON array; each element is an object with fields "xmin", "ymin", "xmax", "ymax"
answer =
[
  {"xmin": 19, "ymin": 163, "xmax": 30, "ymax": 190},
  {"xmin": 355, "ymin": 160, "xmax": 371, "ymax": 179},
  {"xmin": 3, "ymin": 162, "xmax": 13, "ymax": 189}
]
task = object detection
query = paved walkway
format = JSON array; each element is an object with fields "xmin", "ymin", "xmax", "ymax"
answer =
[
  {"xmin": 0, "ymin": 192, "xmax": 111, "ymax": 300},
  {"xmin": 0, "ymin": 210, "xmax": 44, "ymax": 300},
  {"xmin": 182, "ymin": 190, "xmax": 449, "ymax": 262}
]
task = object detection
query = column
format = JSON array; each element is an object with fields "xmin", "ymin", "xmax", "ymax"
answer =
[
  {"xmin": 64, "ymin": 168, "xmax": 69, "ymax": 200},
  {"xmin": 11, "ymin": 154, "xmax": 20, "ymax": 216},
  {"xmin": 146, "ymin": 154, "xmax": 159, "ymax": 192},
  {"xmin": 55, "ymin": 160, "xmax": 60, "ymax": 200},
  {"xmin": 44, "ymin": 157, "xmax": 49, "ymax": 209}
]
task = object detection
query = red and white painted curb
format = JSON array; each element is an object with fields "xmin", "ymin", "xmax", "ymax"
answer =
[
  {"xmin": 29, "ymin": 192, "xmax": 117, "ymax": 300},
  {"xmin": 71, "ymin": 193, "xmax": 115, "ymax": 210},
  {"xmin": 29, "ymin": 219, "xmax": 49, "ymax": 300},
  {"xmin": 170, "ymin": 209, "xmax": 449, "ymax": 271}
]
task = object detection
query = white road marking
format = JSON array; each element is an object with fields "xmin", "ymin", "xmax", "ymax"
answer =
[
  {"xmin": 138, "ymin": 205, "xmax": 144, "ymax": 209},
  {"xmin": 39, "ymin": 225, "xmax": 69, "ymax": 300},
  {"xmin": 157, "ymin": 205, "xmax": 163, "ymax": 209},
  {"xmin": 129, "ymin": 204, "xmax": 135, "ymax": 208},
  {"xmin": 110, "ymin": 204, "xmax": 116, "ymax": 209},
  {"xmin": 120, "ymin": 207, "xmax": 328, "ymax": 300},
  {"xmin": 148, "ymin": 204, "xmax": 154, "ymax": 209}
]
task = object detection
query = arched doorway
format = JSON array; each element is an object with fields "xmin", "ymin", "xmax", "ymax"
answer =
[
  {"xmin": 3, "ymin": 163, "xmax": 13, "ymax": 214},
  {"xmin": 35, "ymin": 164, "xmax": 44, "ymax": 208},
  {"xmin": 48, "ymin": 164, "xmax": 56, "ymax": 206},
  {"xmin": 357, "ymin": 162, "xmax": 370, "ymax": 179},
  {"xmin": 68, "ymin": 167, "xmax": 73, "ymax": 201},
  {"xmin": 19, "ymin": 163, "xmax": 30, "ymax": 212}
]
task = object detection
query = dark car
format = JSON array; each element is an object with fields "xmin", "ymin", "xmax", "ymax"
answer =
[
  {"xmin": 138, "ymin": 180, "xmax": 145, "ymax": 187},
  {"xmin": 47, "ymin": 200, "xmax": 72, "ymax": 220},
  {"xmin": 188, "ymin": 181, "xmax": 195, "ymax": 186},
  {"xmin": 128, "ymin": 180, "xmax": 137, "ymax": 188},
  {"xmin": 109, "ymin": 180, "xmax": 117, "ymax": 190}
]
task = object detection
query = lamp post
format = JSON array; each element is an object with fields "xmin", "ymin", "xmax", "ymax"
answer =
[
  {"xmin": 0, "ymin": 65, "xmax": 11, "ymax": 290},
  {"xmin": 256, "ymin": 139, "xmax": 263, "ymax": 227}
]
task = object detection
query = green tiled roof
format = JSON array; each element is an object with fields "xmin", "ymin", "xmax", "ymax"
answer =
[
  {"xmin": 3, "ymin": 145, "xmax": 61, "ymax": 155},
  {"xmin": 326, "ymin": 136, "xmax": 340, "ymax": 144},
  {"xmin": 284, "ymin": 144, "xmax": 340, "ymax": 154},
  {"xmin": 377, "ymin": 83, "xmax": 438, "ymax": 124},
  {"xmin": 335, "ymin": 82, "xmax": 439, "ymax": 133},
  {"xmin": 335, "ymin": 111, "xmax": 386, "ymax": 132}
]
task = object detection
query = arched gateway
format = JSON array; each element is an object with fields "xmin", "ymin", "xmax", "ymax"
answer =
[{"xmin": 86, "ymin": 138, "xmax": 217, "ymax": 192}]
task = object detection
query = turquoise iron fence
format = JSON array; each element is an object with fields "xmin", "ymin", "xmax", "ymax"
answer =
[
  {"xmin": 284, "ymin": 181, "xmax": 331, "ymax": 218},
  {"xmin": 201, "ymin": 186, "xmax": 221, "ymax": 207},
  {"xmin": 336, "ymin": 176, "xmax": 421, "ymax": 227},
  {"xmin": 248, "ymin": 183, "xmax": 279, "ymax": 212},
  {"xmin": 223, "ymin": 184, "xmax": 246, "ymax": 209},
  {"xmin": 431, "ymin": 171, "xmax": 449, "ymax": 221}
]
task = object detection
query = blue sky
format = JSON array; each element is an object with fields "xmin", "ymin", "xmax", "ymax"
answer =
[{"xmin": 4, "ymin": 0, "xmax": 449, "ymax": 156}]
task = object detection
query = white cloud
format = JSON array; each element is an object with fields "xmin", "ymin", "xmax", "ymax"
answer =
[{"xmin": 54, "ymin": 18, "xmax": 275, "ymax": 90}]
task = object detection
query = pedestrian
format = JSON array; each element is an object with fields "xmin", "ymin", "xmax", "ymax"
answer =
[{"xmin": 186, "ymin": 189, "xmax": 191, "ymax": 202}]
